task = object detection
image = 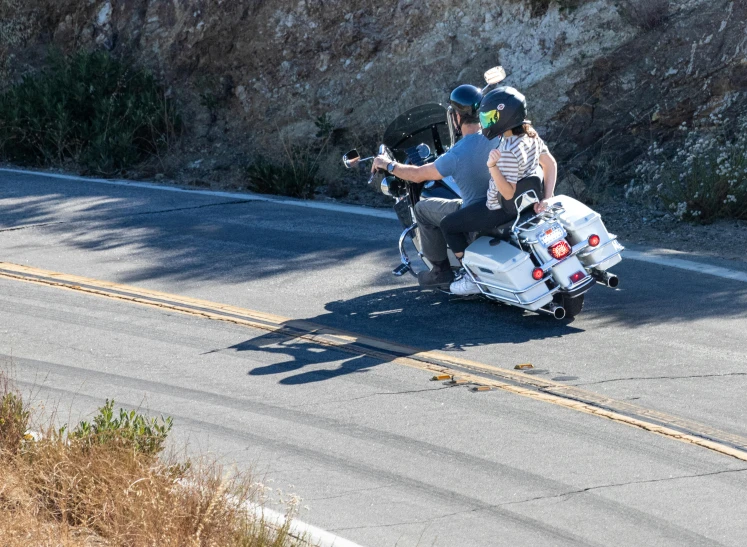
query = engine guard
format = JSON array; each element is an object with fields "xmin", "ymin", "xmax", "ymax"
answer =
[{"xmin": 395, "ymin": 224, "xmax": 420, "ymax": 278}]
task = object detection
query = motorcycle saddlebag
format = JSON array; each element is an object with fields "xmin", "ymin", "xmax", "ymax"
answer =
[
  {"xmin": 551, "ymin": 195, "xmax": 623, "ymax": 271},
  {"xmin": 463, "ymin": 238, "xmax": 553, "ymax": 311}
]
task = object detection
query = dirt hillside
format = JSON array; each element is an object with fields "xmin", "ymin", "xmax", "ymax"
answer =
[{"xmin": 1, "ymin": 0, "xmax": 746, "ymax": 200}]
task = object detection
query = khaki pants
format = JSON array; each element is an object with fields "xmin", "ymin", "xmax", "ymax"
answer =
[{"xmin": 413, "ymin": 198, "xmax": 462, "ymax": 263}]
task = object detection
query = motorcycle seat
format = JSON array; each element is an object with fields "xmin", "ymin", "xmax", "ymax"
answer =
[
  {"xmin": 477, "ymin": 225, "xmax": 508, "ymax": 239},
  {"xmin": 472, "ymin": 176, "xmax": 544, "ymax": 244},
  {"xmin": 481, "ymin": 208, "xmax": 537, "ymax": 245}
]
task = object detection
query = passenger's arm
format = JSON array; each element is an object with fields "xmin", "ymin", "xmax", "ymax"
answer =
[
  {"xmin": 538, "ymin": 151, "xmax": 557, "ymax": 201},
  {"xmin": 535, "ymin": 151, "xmax": 558, "ymax": 213},
  {"xmin": 371, "ymin": 155, "xmax": 442, "ymax": 183},
  {"xmin": 487, "ymin": 149, "xmax": 516, "ymax": 200}
]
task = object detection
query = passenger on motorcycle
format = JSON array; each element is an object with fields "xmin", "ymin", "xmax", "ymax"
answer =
[
  {"xmin": 439, "ymin": 86, "xmax": 558, "ymax": 295},
  {"xmin": 371, "ymin": 85, "xmax": 499, "ymax": 289}
]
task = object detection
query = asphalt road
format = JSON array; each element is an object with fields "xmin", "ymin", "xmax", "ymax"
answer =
[{"xmin": 1, "ymin": 170, "xmax": 746, "ymax": 546}]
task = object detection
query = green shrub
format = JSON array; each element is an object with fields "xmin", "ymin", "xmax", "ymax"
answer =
[
  {"xmin": 245, "ymin": 114, "xmax": 335, "ymax": 199},
  {"xmin": 0, "ymin": 50, "xmax": 181, "ymax": 174},
  {"xmin": 67, "ymin": 399, "xmax": 172, "ymax": 456},
  {"xmin": 245, "ymin": 151, "xmax": 324, "ymax": 199},
  {"xmin": 627, "ymin": 117, "xmax": 747, "ymax": 222}
]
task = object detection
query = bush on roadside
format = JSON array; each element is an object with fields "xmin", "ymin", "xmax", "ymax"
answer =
[
  {"xmin": 245, "ymin": 113, "xmax": 335, "ymax": 199},
  {"xmin": 0, "ymin": 374, "xmax": 305, "ymax": 546},
  {"xmin": 0, "ymin": 50, "xmax": 181, "ymax": 175},
  {"xmin": 246, "ymin": 151, "xmax": 324, "ymax": 199},
  {"xmin": 65, "ymin": 398, "xmax": 172, "ymax": 456},
  {"xmin": 626, "ymin": 114, "xmax": 747, "ymax": 223}
]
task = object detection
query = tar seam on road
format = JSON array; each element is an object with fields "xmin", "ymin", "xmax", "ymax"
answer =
[
  {"xmin": 2, "ymin": 261, "xmax": 747, "ymax": 464},
  {"xmin": 2, "ymin": 166, "xmax": 746, "ymax": 283}
]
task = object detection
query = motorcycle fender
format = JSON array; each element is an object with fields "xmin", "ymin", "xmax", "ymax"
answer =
[{"xmin": 551, "ymin": 256, "xmax": 587, "ymax": 289}]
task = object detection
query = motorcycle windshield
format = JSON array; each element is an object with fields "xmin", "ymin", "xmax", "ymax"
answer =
[{"xmin": 382, "ymin": 103, "xmax": 451, "ymax": 159}]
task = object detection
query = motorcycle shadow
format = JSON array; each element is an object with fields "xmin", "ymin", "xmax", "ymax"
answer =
[{"xmin": 237, "ymin": 287, "xmax": 583, "ymax": 385}]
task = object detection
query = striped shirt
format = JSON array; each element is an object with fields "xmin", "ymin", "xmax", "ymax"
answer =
[{"xmin": 486, "ymin": 134, "xmax": 548, "ymax": 210}]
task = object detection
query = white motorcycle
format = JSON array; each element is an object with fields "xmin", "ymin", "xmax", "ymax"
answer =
[{"xmin": 343, "ymin": 70, "xmax": 623, "ymax": 320}]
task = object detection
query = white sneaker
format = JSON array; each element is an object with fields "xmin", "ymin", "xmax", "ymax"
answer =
[{"xmin": 450, "ymin": 276, "xmax": 481, "ymax": 295}]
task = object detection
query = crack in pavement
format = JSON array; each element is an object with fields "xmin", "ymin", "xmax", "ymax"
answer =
[
  {"xmin": 307, "ymin": 483, "xmax": 397, "ymax": 502},
  {"xmin": 0, "ymin": 199, "xmax": 252, "ymax": 233},
  {"xmin": 329, "ymin": 467, "xmax": 747, "ymax": 533},
  {"xmin": 573, "ymin": 372, "xmax": 747, "ymax": 387}
]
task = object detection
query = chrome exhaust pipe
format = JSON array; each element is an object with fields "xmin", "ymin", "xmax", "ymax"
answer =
[
  {"xmin": 551, "ymin": 304, "xmax": 566, "ymax": 320},
  {"xmin": 540, "ymin": 303, "xmax": 566, "ymax": 320},
  {"xmin": 593, "ymin": 271, "xmax": 619, "ymax": 288}
]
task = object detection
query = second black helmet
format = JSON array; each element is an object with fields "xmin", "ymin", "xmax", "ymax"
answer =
[
  {"xmin": 449, "ymin": 85, "xmax": 483, "ymax": 124},
  {"xmin": 478, "ymin": 87, "xmax": 528, "ymax": 140}
]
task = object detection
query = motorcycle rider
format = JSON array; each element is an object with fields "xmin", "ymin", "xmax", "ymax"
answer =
[
  {"xmin": 371, "ymin": 85, "xmax": 498, "ymax": 289},
  {"xmin": 440, "ymin": 86, "xmax": 558, "ymax": 295}
]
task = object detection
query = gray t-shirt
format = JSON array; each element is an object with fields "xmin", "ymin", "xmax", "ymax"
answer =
[{"xmin": 434, "ymin": 132, "xmax": 498, "ymax": 206}]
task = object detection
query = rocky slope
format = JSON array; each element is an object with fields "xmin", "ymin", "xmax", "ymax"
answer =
[{"xmin": 1, "ymin": 0, "xmax": 746, "ymax": 198}]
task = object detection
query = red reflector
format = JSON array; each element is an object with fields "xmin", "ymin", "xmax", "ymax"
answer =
[
  {"xmin": 549, "ymin": 240, "xmax": 571, "ymax": 260},
  {"xmin": 589, "ymin": 234, "xmax": 601, "ymax": 247},
  {"xmin": 532, "ymin": 268, "xmax": 544, "ymax": 281},
  {"xmin": 570, "ymin": 271, "xmax": 586, "ymax": 283}
]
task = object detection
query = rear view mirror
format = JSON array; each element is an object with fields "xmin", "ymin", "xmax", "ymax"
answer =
[
  {"xmin": 342, "ymin": 149, "xmax": 360, "ymax": 168},
  {"xmin": 484, "ymin": 66, "xmax": 506, "ymax": 86}
]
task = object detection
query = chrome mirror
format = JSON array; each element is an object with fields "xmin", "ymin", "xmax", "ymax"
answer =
[
  {"xmin": 343, "ymin": 149, "xmax": 375, "ymax": 168},
  {"xmin": 343, "ymin": 149, "xmax": 360, "ymax": 168}
]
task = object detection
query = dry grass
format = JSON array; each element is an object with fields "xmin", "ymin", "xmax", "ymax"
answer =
[{"xmin": 0, "ymin": 373, "xmax": 306, "ymax": 547}]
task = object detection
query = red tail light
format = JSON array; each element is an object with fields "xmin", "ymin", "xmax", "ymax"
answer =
[
  {"xmin": 570, "ymin": 271, "xmax": 586, "ymax": 284},
  {"xmin": 549, "ymin": 240, "xmax": 571, "ymax": 260},
  {"xmin": 588, "ymin": 234, "xmax": 601, "ymax": 247},
  {"xmin": 532, "ymin": 268, "xmax": 544, "ymax": 281}
]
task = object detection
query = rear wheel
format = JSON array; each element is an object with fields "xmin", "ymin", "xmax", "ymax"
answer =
[{"xmin": 556, "ymin": 294, "xmax": 585, "ymax": 319}]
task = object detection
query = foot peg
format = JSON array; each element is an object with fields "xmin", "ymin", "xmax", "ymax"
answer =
[{"xmin": 392, "ymin": 263, "xmax": 411, "ymax": 276}]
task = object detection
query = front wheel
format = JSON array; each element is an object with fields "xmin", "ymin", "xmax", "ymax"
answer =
[{"xmin": 556, "ymin": 294, "xmax": 584, "ymax": 319}]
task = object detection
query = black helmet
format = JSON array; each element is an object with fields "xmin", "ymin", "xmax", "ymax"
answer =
[
  {"xmin": 478, "ymin": 87, "xmax": 528, "ymax": 140},
  {"xmin": 447, "ymin": 84, "xmax": 483, "ymax": 143},
  {"xmin": 448, "ymin": 85, "xmax": 483, "ymax": 122}
]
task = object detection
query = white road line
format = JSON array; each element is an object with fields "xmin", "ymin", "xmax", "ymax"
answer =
[
  {"xmin": 0, "ymin": 167, "xmax": 398, "ymax": 220},
  {"xmin": 624, "ymin": 250, "xmax": 747, "ymax": 283},
  {"xmin": 247, "ymin": 503, "xmax": 365, "ymax": 547},
  {"xmin": 2, "ymin": 167, "xmax": 746, "ymax": 283}
]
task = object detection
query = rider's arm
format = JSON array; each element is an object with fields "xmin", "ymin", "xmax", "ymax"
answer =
[
  {"xmin": 371, "ymin": 155, "xmax": 442, "ymax": 183},
  {"xmin": 538, "ymin": 151, "xmax": 557, "ymax": 201}
]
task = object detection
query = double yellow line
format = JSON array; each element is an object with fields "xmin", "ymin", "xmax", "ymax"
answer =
[{"xmin": 3, "ymin": 261, "xmax": 747, "ymax": 462}]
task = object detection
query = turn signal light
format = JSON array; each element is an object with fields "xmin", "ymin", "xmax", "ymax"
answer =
[
  {"xmin": 549, "ymin": 240, "xmax": 571, "ymax": 260},
  {"xmin": 532, "ymin": 268, "xmax": 544, "ymax": 281},
  {"xmin": 588, "ymin": 234, "xmax": 601, "ymax": 247},
  {"xmin": 570, "ymin": 271, "xmax": 586, "ymax": 283}
]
